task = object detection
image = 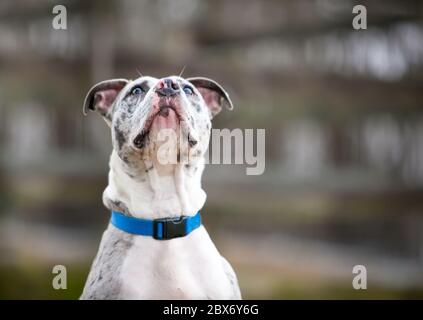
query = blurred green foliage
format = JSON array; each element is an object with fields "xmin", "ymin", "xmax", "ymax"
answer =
[{"xmin": 0, "ymin": 264, "xmax": 89, "ymax": 300}]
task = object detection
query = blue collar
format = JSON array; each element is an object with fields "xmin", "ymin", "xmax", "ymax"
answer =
[{"xmin": 111, "ymin": 211, "xmax": 201, "ymax": 240}]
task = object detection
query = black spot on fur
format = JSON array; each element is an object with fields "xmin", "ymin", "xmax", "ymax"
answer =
[
  {"xmin": 120, "ymin": 111, "xmax": 128, "ymax": 121},
  {"xmin": 127, "ymin": 172, "xmax": 135, "ymax": 178},
  {"xmin": 114, "ymin": 128, "xmax": 126, "ymax": 150}
]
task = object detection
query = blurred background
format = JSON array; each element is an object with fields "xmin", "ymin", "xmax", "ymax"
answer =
[{"xmin": 1, "ymin": 0, "xmax": 423, "ymax": 299}]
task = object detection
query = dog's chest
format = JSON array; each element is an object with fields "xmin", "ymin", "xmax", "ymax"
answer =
[{"xmin": 118, "ymin": 226, "xmax": 234, "ymax": 299}]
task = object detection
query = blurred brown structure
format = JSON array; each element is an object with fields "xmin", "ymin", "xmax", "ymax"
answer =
[{"xmin": 0, "ymin": 0, "xmax": 423, "ymax": 299}]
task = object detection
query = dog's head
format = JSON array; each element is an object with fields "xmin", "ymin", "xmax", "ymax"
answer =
[{"xmin": 83, "ymin": 76, "xmax": 232, "ymax": 168}]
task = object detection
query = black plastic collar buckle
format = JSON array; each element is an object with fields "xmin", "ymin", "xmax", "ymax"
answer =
[{"xmin": 153, "ymin": 216, "xmax": 188, "ymax": 240}]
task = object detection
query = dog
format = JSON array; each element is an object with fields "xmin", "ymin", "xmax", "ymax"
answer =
[{"xmin": 80, "ymin": 75, "xmax": 241, "ymax": 299}]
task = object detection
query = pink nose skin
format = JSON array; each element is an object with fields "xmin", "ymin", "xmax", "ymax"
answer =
[
  {"xmin": 156, "ymin": 80, "xmax": 165, "ymax": 89},
  {"xmin": 155, "ymin": 78, "xmax": 176, "ymax": 89}
]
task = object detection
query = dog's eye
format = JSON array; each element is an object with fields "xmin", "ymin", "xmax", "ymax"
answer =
[
  {"xmin": 131, "ymin": 86, "xmax": 144, "ymax": 95},
  {"xmin": 183, "ymin": 85, "xmax": 194, "ymax": 95}
]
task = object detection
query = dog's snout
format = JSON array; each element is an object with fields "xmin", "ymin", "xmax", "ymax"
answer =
[{"xmin": 155, "ymin": 78, "xmax": 180, "ymax": 97}]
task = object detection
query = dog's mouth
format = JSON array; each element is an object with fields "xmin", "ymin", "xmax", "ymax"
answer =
[
  {"xmin": 132, "ymin": 103, "xmax": 182, "ymax": 149},
  {"xmin": 157, "ymin": 105, "xmax": 177, "ymax": 118}
]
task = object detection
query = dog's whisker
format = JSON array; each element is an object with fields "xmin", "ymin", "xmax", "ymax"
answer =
[
  {"xmin": 136, "ymin": 68, "xmax": 143, "ymax": 77},
  {"xmin": 178, "ymin": 65, "xmax": 187, "ymax": 78}
]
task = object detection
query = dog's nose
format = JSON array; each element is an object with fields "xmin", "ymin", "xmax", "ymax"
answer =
[{"xmin": 155, "ymin": 78, "xmax": 180, "ymax": 97}]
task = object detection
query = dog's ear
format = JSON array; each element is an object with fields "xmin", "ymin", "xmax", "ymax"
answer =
[
  {"xmin": 187, "ymin": 77, "xmax": 233, "ymax": 118},
  {"xmin": 83, "ymin": 79, "xmax": 128, "ymax": 123}
]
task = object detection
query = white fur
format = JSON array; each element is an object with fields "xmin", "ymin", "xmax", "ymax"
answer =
[
  {"xmin": 118, "ymin": 225, "xmax": 236, "ymax": 299},
  {"xmin": 97, "ymin": 151, "xmax": 241, "ymax": 299},
  {"xmin": 104, "ymin": 151, "xmax": 207, "ymax": 219}
]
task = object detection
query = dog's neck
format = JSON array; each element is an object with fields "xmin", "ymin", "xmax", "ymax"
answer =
[{"xmin": 103, "ymin": 151, "xmax": 207, "ymax": 219}]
